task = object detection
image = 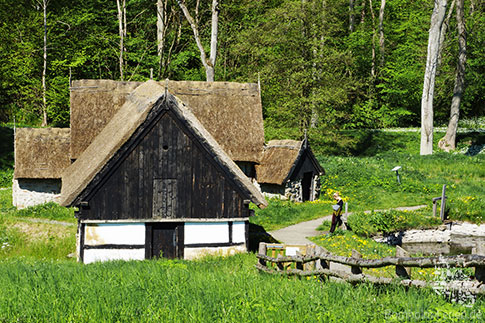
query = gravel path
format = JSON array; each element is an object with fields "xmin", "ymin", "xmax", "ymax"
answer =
[{"xmin": 268, "ymin": 204, "xmax": 428, "ymax": 245}]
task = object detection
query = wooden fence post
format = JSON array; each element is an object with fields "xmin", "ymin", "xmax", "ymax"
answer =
[
  {"xmin": 351, "ymin": 249, "xmax": 362, "ymax": 275},
  {"xmin": 315, "ymin": 246, "xmax": 329, "ymax": 270},
  {"xmin": 440, "ymin": 184, "xmax": 447, "ymax": 221},
  {"xmin": 395, "ymin": 246, "xmax": 411, "ymax": 279},
  {"xmin": 258, "ymin": 242, "xmax": 267, "ymax": 267},
  {"xmin": 474, "ymin": 245, "xmax": 485, "ymax": 283}
]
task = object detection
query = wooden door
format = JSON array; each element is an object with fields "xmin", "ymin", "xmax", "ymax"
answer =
[{"xmin": 146, "ymin": 222, "xmax": 184, "ymax": 259}]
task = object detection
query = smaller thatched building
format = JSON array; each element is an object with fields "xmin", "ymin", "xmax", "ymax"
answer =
[
  {"xmin": 13, "ymin": 128, "xmax": 71, "ymax": 209},
  {"xmin": 255, "ymin": 139, "xmax": 324, "ymax": 202}
]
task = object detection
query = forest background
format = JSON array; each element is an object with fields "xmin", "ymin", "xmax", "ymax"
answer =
[{"xmin": 0, "ymin": 0, "xmax": 483, "ymax": 134}]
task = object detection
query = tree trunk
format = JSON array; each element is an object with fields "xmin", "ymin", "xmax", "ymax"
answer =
[
  {"xmin": 437, "ymin": 0, "xmax": 456, "ymax": 69},
  {"xmin": 420, "ymin": 0, "xmax": 447, "ymax": 155},
  {"xmin": 369, "ymin": 0, "xmax": 376, "ymax": 78},
  {"xmin": 41, "ymin": 0, "xmax": 47, "ymax": 126},
  {"xmin": 177, "ymin": 0, "xmax": 218, "ymax": 82},
  {"xmin": 378, "ymin": 0, "xmax": 385, "ymax": 67},
  {"xmin": 116, "ymin": 0, "xmax": 125, "ymax": 81},
  {"xmin": 349, "ymin": 0, "xmax": 355, "ymax": 32},
  {"xmin": 157, "ymin": 0, "xmax": 165, "ymax": 57},
  {"xmin": 439, "ymin": 0, "xmax": 466, "ymax": 152}
]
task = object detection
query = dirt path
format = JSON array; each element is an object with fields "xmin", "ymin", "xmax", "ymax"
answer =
[{"xmin": 268, "ymin": 204, "xmax": 428, "ymax": 245}]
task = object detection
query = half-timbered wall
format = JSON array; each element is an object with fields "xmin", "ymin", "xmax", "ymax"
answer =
[
  {"xmin": 77, "ymin": 109, "xmax": 248, "ymax": 221},
  {"xmin": 78, "ymin": 220, "xmax": 249, "ymax": 263}
]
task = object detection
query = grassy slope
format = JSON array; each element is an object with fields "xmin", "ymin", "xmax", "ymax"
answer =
[{"xmin": 252, "ymin": 129, "xmax": 485, "ymax": 231}]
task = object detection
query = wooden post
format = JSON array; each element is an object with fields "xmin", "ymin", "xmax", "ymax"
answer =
[
  {"xmin": 315, "ymin": 246, "xmax": 329, "ymax": 270},
  {"xmin": 440, "ymin": 184, "xmax": 447, "ymax": 221},
  {"xmin": 258, "ymin": 242, "xmax": 267, "ymax": 267},
  {"xmin": 351, "ymin": 249, "xmax": 362, "ymax": 275},
  {"xmin": 395, "ymin": 245, "xmax": 411, "ymax": 279},
  {"xmin": 432, "ymin": 198, "xmax": 438, "ymax": 217},
  {"xmin": 474, "ymin": 245, "xmax": 485, "ymax": 283}
]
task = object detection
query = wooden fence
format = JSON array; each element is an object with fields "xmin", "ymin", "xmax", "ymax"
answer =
[{"xmin": 256, "ymin": 242, "xmax": 485, "ymax": 295}]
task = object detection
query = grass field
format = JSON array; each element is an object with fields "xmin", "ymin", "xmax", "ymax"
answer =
[{"xmin": 0, "ymin": 254, "xmax": 484, "ymax": 322}]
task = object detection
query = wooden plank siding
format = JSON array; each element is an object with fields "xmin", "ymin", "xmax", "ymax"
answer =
[{"xmin": 77, "ymin": 108, "xmax": 248, "ymax": 221}]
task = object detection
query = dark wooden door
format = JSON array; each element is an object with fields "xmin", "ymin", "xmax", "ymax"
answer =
[
  {"xmin": 146, "ymin": 222, "xmax": 183, "ymax": 259},
  {"xmin": 302, "ymin": 172, "xmax": 313, "ymax": 202}
]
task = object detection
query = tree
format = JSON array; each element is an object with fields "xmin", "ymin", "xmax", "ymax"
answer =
[
  {"xmin": 36, "ymin": 0, "xmax": 49, "ymax": 126},
  {"xmin": 438, "ymin": 0, "xmax": 466, "ymax": 151},
  {"xmin": 420, "ymin": 0, "xmax": 447, "ymax": 155},
  {"xmin": 116, "ymin": 0, "xmax": 126, "ymax": 81},
  {"xmin": 176, "ymin": 0, "xmax": 219, "ymax": 81}
]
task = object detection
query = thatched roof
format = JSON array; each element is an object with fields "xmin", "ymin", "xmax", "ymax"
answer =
[
  {"xmin": 69, "ymin": 80, "xmax": 264, "ymax": 163},
  {"xmin": 255, "ymin": 140, "xmax": 303, "ymax": 185},
  {"xmin": 69, "ymin": 80, "xmax": 142, "ymax": 160},
  {"xmin": 14, "ymin": 128, "xmax": 71, "ymax": 179},
  {"xmin": 60, "ymin": 80, "xmax": 267, "ymax": 209}
]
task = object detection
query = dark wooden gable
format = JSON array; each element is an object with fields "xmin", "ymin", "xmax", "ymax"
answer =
[
  {"xmin": 288, "ymin": 146, "xmax": 324, "ymax": 181},
  {"xmin": 75, "ymin": 98, "xmax": 249, "ymax": 221}
]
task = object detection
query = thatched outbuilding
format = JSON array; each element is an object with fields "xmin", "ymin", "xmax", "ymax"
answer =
[
  {"xmin": 61, "ymin": 81, "xmax": 267, "ymax": 263},
  {"xmin": 13, "ymin": 128, "xmax": 71, "ymax": 209},
  {"xmin": 255, "ymin": 138, "xmax": 324, "ymax": 202}
]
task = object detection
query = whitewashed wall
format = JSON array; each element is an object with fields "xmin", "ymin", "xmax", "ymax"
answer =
[
  {"xmin": 183, "ymin": 221, "xmax": 247, "ymax": 260},
  {"xmin": 12, "ymin": 179, "xmax": 62, "ymax": 209},
  {"xmin": 82, "ymin": 223, "xmax": 145, "ymax": 264}
]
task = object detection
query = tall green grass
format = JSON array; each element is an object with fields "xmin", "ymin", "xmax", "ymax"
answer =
[{"xmin": 0, "ymin": 255, "xmax": 483, "ymax": 322}]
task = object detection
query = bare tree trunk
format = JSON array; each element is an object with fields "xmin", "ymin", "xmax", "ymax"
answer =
[
  {"xmin": 176, "ymin": 0, "xmax": 219, "ymax": 82},
  {"xmin": 41, "ymin": 0, "xmax": 48, "ymax": 126},
  {"xmin": 349, "ymin": 0, "xmax": 355, "ymax": 32},
  {"xmin": 420, "ymin": 0, "xmax": 447, "ymax": 155},
  {"xmin": 378, "ymin": 0, "xmax": 385, "ymax": 67},
  {"xmin": 369, "ymin": 0, "xmax": 376, "ymax": 78},
  {"xmin": 360, "ymin": 0, "xmax": 366, "ymax": 24},
  {"xmin": 439, "ymin": 0, "xmax": 466, "ymax": 151},
  {"xmin": 437, "ymin": 0, "xmax": 456, "ymax": 69},
  {"xmin": 116, "ymin": 0, "xmax": 126, "ymax": 80},
  {"xmin": 157, "ymin": 0, "xmax": 165, "ymax": 56}
]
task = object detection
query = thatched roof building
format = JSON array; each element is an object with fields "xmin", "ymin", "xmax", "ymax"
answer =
[
  {"xmin": 256, "ymin": 139, "xmax": 324, "ymax": 202},
  {"xmin": 14, "ymin": 128, "xmax": 71, "ymax": 179},
  {"xmin": 69, "ymin": 80, "xmax": 264, "ymax": 163},
  {"xmin": 61, "ymin": 81, "xmax": 266, "ymax": 262},
  {"xmin": 61, "ymin": 80, "xmax": 266, "ymax": 209}
]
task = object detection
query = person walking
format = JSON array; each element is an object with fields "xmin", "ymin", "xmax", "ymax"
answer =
[{"xmin": 329, "ymin": 192, "xmax": 344, "ymax": 233}]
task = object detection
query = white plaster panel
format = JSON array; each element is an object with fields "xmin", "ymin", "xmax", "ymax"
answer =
[
  {"xmin": 184, "ymin": 245, "xmax": 246, "ymax": 260},
  {"xmin": 12, "ymin": 178, "xmax": 62, "ymax": 209},
  {"xmin": 184, "ymin": 222, "xmax": 229, "ymax": 245},
  {"xmin": 232, "ymin": 222, "xmax": 246, "ymax": 243},
  {"xmin": 83, "ymin": 249, "xmax": 145, "ymax": 264},
  {"xmin": 84, "ymin": 223, "xmax": 145, "ymax": 246}
]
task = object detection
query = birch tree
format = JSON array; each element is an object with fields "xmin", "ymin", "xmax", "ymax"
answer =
[
  {"xmin": 420, "ymin": 0, "xmax": 447, "ymax": 155},
  {"xmin": 116, "ymin": 0, "xmax": 126, "ymax": 80},
  {"xmin": 36, "ymin": 0, "xmax": 49, "ymax": 126},
  {"xmin": 378, "ymin": 0, "xmax": 385, "ymax": 67},
  {"xmin": 176, "ymin": 0, "xmax": 219, "ymax": 81},
  {"xmin": 439, "ymin": 0, "xmax": 466, "ymax": 151}
]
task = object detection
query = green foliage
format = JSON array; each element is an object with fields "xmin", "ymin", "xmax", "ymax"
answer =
[
  {"xmin": 0, "ymin": 255, "xmax": 483, "ymax": 321},
  {"xmin": 9, "ymin": 202, "xmax": 76, "ymax": 223},
  {"xmin": 347, "ymin": 208, "xmax": 442, "ymax": 237}
]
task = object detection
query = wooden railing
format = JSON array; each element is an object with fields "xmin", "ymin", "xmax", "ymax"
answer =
[{"xmin": 256, "ymin": 242, "xmax": 485, "ymax": 295}]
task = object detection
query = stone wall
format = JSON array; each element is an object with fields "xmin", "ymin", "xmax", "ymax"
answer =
[
  {"xmin": 12, "ymin": 178, "xmax": 62, "ymax": 209},
  {"xmin": 285, "ymin": 179, "xmax": 303, "ymax": 202}
]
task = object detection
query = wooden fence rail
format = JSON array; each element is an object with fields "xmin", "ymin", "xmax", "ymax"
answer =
[{"xmin": 256, "ymin": 242, "xmax": 485, "ymax": 295}]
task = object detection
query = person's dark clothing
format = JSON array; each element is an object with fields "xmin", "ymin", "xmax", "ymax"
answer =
[{"xmin": 329, "ymin": 199, "xmax": 344, "ymax": 233}]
